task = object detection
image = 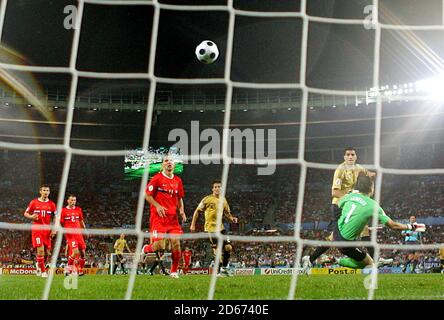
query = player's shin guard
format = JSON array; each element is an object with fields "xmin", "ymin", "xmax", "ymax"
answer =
[
  {"xmin": 37, "ymin": 256, "xmax": 46, "ymax": 273},
  {"xmin": 170, "ymin": 250, "xmax": 181, "ymax": 274}
]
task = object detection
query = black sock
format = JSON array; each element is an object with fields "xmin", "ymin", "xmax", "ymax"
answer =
[
  {"xmin": 149, "ymin": 260, "xmax": 159, "ymax": 273},
  {"xmin": 309, "ymin": 247, "xmax": 329, "ymax": 263},
  {"xmin": 121, "ymin": 263, "xmax": 125, "ymax": 273},
  {"xmin": 222, "ymin": 251, "xmax": 230, "ymax": 268},
  {"xmin": 159, "ymin": 260, "xmax": 167, "ymax": 274},
  {"xmin": 361, "ymin": 236, "xmax": 374, "ymax": 259},
  {"xmin": 113, "ymin": 264, "xmax": 117, "ymax": 274}
]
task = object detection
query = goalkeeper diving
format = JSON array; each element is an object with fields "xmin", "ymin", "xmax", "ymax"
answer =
[{"xmin": 303, "ymin": 175, "xmax": 425, "ymax": 272}]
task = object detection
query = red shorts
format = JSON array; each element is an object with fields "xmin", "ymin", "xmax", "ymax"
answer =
[
  {"xmin": 32, "ymin": 230, "xmax": 52, "ymax": 249},
  {"xmin": 66, "ymin": 234, "xmax": 86, "ymax": 251},
  {"xmin": 150, "ymin": 214, "xmax": 183, "ymax": 243}
]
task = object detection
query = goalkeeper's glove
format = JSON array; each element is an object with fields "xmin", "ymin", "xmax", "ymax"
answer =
[{"xmin": 407, "ymin": 223, "xmax": 417, "ymax": 230}]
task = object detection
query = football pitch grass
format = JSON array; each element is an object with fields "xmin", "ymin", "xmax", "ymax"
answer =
[{"xmin": 0, "ymin": 274, "xmax": 442, "ymax": 300}]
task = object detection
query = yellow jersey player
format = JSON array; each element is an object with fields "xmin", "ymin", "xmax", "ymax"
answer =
[
  {"xmin": 190, "ymin": 179, "xmax": 238, "ymax": 277},
  {"xmin": 302, "ymin": 147, "xmax": 375, "ymax": 271},
  {"xmin": 113, "ymin": 234, "xmax": 132, "ymax": 274}
]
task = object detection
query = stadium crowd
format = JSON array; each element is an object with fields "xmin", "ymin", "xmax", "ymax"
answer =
[{"xmin": 0, "ymin": 150, "xmax": 442, "ymax": 269}]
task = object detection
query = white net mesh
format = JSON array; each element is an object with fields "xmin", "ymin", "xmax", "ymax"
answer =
[{"xmin": 0, "ymin": 0, "xmax": 442, "ymax": 300}]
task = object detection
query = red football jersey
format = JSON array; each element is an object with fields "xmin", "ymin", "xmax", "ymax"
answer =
[
  {"xmin": 145, "ymin": 172, "xmax": 184, "ymax": 217},
  {"xmin": 26, "ymin": 198, "xmax": 57, "ymax": 231},
  {"xmin": 60, "ymin": 206, "xmax": 84, "ymax": 233},
  {"xmin": 183, "ymin": 250, "xmax": 192, "ymax": 261}
]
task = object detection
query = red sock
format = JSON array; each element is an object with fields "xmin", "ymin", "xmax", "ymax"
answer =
[
  {"xmin": 143, "ymin": 244, "xmax": 154, "ymax": 254},
  {"xmin": 37, "ymin": 256, "xmax": 46, "ymax": 273},
  {"xmin": 68, "ymin": 255, "xmax": 75, "ymax": 266},
  {"xmin": 78, "ymin": 258, "xmax": 85, "ymax": 273},
  {"xmin": 170, "ymin": 250, "xmax": 181, "ymax": 273}
]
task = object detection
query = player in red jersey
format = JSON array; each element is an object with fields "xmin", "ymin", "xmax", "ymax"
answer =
[
  {"xmin": 142, "ymin": 156, "xmax": 186, "ymax": 279},
  {"xmin": 182, "ymin": 246, "xmax": 192, "ymax": 275},
  {"xmin": 23, "ymin": 185, "xmax": 57, "ymax": 278},
  {"xmin": 60, "ymin": 195, "xmax": 87, "ymax": 276}
]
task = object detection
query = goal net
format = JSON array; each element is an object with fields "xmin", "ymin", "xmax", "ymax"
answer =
[{"xmin": 0, "ymin": 0, "xmax": 443, "ymax": 301}]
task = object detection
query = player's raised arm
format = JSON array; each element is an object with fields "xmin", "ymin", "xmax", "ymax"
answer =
[
  {"xmin": 385, "ymin": 219, "xmax": 417, "ymax": 231},
  {"xmin": 379, "ymin": 209, "xmax": 423, "ymax": 232}
]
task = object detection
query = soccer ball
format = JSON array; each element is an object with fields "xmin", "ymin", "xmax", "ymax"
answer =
[{"xmin": 195, "ymin": 40, "xmax": 219, "ymax": 64}]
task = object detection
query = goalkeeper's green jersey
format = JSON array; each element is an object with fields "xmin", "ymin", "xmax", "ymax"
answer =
[{"xmin": 338, "ymin": 192, "xmax": 391, "ymax": 240}]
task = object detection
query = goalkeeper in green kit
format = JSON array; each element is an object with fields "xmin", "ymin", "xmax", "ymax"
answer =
[{"xmin": 331, "ymin": 175, "xmax": 423, "ymax": 269}]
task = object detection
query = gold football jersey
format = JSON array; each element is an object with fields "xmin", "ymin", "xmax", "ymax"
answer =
[
  {"xmin": 114, "ymin": 239, "xmax": 126, "ymax": 254},
  {"xmin": 197, "ymin": 194, "xmax": 231, "ymax": 232},
  {"xmin": 331, "ymin": 162, "xmax": 368, "ymax": 205}
]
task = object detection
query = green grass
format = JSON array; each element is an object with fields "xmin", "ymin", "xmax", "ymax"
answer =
[{"xmin": 0, "ymin": 274, "xmax": 442, "ymax": 300}]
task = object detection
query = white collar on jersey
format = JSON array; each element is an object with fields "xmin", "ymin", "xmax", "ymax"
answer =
[
  {"xmin": 66, "ymin": 206, "xmax": 76, "ymax": 209},
  {"xmin": 161, "ymin": 171, "xmax": 175, "ymax": 179}
]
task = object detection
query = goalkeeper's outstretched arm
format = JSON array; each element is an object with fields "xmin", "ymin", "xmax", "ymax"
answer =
[{"xmin": 386, "ymin": 219, "xmax": 420, "ymax": 231}]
